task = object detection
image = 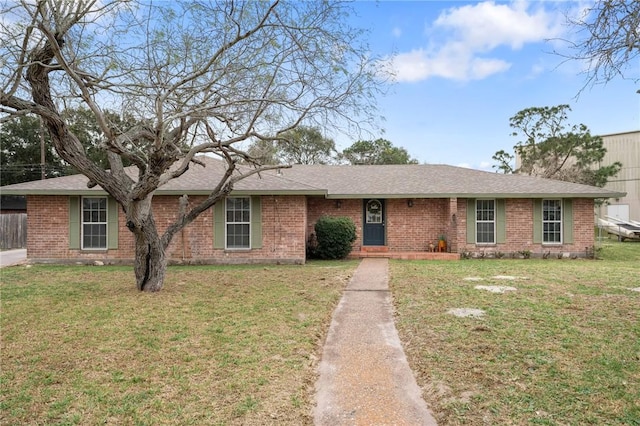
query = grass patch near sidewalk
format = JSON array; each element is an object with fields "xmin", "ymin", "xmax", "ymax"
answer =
[
  {"xmin": 391, "ymin": 241, "xmax": 640, "ymax": 425},
  {"xmin": 1, "ymin": 261, "xmax": 357, "ymax": 425}
]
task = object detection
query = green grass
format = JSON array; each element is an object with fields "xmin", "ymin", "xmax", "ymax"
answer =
[
  {"xmin": 3, "ymin": 242, "xmax": 639, "ymax": 425},
  {"xmin": 391, "ymin": 241, "xmax": 640, "ymax": 425},
  {"xmin": 0, "ymin": 261, "xmax": 357, "ymax": 425}
]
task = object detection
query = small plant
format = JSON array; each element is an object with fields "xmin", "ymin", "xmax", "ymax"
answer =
[
  {"xmin": 518, "ymin": 249, "xmax": 531, "ymax": 259},
  {"xmin": 309, "ymin": 215, "xmax": 356, "ymax": 260},
  {"xmin": 557, "ymin": 252, "xmax": 564, "ymax": 259},
  {"xmin": 543, "ymin": 250, "xmax": 551, "ymax": 259},
  {"xmin": 495, "ymin": 251, "xmax": 505, "ymax": 259},
  {"xmin": 460, "ymin": 251, "xmax": 472, "ymax": 259},
  {"xmin": 586, "ymin": 245, "xmax": 602, "ymax": 260}
]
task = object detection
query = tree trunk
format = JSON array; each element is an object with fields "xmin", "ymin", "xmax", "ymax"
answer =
[
  {"xmin": 127, "ymin": 197, "xmax": 167, "ymax": 292},
  {"xmin": 134, "ymin": 231, "xmax": 167, "ymax": 292}
]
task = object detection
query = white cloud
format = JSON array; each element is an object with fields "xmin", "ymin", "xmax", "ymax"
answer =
[
  {"xmin": 388, "ymin": 46, "xmax": 511, "ymax": 82},
  {"xmin": 478, "ymin": 161, "xmax": 493, "ymax": 170},
  {"xmin": 434, "ymin": 0, "xmax": 563, "ymax": 50},
  {"xmin": 456, "ymin": 161, "xmax": 494, "ymax": 171},
  {"xmin": 384, "ymin": 0, "xmax": 564, "ymax": 83}
]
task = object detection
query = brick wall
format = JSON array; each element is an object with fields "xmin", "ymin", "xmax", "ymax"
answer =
[
  {"xmin": 307, "ymin": 197, "xmax": 363, "ymax": 248},
  {"xmin": 26, "ymin": 195, "xmax": 72, "ymax": 259},
  {"xmin": 457, "ymin": 198, "xmax": 595, "ymax": 257},
  {"xmin": 26, "ymin": 195, "xmax": 306, "ymax": 264},
  {"xmin": 386, "ymin": 198, "xmax": 451, "ymax": 251},
  {"xmin": 307, "ymin": 197, "xmax": 453, "ymax": 252},
  {"xmin": 572, "ymin": 198, "xmax": 597, "ymax": 253},
  {"xmin": 505, "ymin": 199, "xmax": 535, "ymax": 248},
  {"xmin": 26, "ymin": 194, "xmax": 597, "ymax": 262}
]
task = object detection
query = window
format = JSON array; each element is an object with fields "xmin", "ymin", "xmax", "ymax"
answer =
[
  {"xmin": 226, "ymin": 197, "xmax": 250, "ymax": 249},
  {"xmin": 476, "ymin": 199, "xmax": 495, "ymax": 244},
  {"xmin": 82, "ymin": 197, "xmax": 107, "ymax": 249},
  {"xmin": 542, "ymin": 199, "xmax": 562, "ymax": 243},
  {"xmin": 366, "ymin": 199, "xmax": 382, "ymax": 224}
]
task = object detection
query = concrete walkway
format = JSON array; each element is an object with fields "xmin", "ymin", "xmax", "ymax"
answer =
[
  {"xmin": 314, "ymin": 258, "xmax": 437, "ymax": 425},
  {"xmin": 0, "ymin": 249, "xmax": 27, "ymax": 268}
]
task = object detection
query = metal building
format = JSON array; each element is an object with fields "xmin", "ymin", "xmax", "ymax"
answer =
[{"xmin": 599, "ymin": 131, "xmax": 640, "ymax": 222}]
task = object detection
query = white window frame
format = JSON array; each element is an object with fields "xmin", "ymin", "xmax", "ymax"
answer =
[
  {"xmin": 225, "ymin": 197, "xmax": 251, "ymax": 250},
  {"xmin": 542, "ymin": 199, "xmax": 563, "ymax": 244},
  {"xmin": 476, "ymin": 199, "xmax": 496, "ymax": 244},
  {"xmin": 81, "ymin": 196, "xmax": 108, "ymax": 250}
]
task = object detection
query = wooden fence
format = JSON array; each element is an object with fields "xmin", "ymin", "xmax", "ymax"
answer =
[{"xmin": 0, "ymin": 214, "xmax": 27, "ymax": 249}]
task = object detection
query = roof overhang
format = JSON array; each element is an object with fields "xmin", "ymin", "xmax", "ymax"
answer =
[
  {"xmin": 324, "ymin": 192, "xmax": 627, "ymax": 199},
  {"xmin": 4, "ymin": 189, "xmax": 625, "ymax": 199},
  {"xmin": 1, "ymin": 188, "xmax": 329, "ymax": 197}
]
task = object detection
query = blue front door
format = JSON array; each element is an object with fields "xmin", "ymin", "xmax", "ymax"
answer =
[{"xmin": 363, "ymin": 199, "xmax": 385, "ymax": 245}]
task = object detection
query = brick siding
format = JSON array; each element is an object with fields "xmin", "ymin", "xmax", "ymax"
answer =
[
  {"xmin": 307, "ymin": 197, "xmax": 363, "ymax": 248},
  {"xmin": 26, "ymin": 195, "xmax": 596, "ymax": 263},
  {"xmin": 306, "ymin": 197, "xmax": 595, "ymax": 257},
  {"xmin": 385, "ymin": 198, "xmax": 451, "ymax": 251},
  {"xmin": 26, "ymin": 195, "xmax": 306, "ymax": 264},
  {"xmin": 457, "ymin": 198, "xmax": 595, "ymax": 257}
]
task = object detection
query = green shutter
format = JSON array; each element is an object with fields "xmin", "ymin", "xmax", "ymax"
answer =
[
  {"xmin": 496, "ymin": 199, "xmax": 506, "ymax": 244},
  {"xmin": 251, "ymin": 196, "xmax": 262, "ymax": 249},
  {"xmin": 563, "ymin": 199, "xmax": 573, "ymax": 244},
  {"xmin": 533, "ymin": 199, "xmax": 542, "ymax": 244},
  {"xmin": 213, "ymin": 200, "xmax": 225, "ymax": 249},
  {"xmin": 107, "ymin": 197, "xmax": 119, "ymax": 249},
  {"xmin": 466, "ymin": 198, "xmax": 475, "ymax": 244},
  {"xmin": 69, "ymin": 196, "xmax": 80, "ymax": 249}
]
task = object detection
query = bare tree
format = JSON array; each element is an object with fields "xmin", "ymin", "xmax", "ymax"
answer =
[
  {"xmin": 562, "ymin": 0, "xmax": 640, "ymax": 88},
  {"xmin": 0, "ymin": 0, "xmax": 385, "ymax": 291}
]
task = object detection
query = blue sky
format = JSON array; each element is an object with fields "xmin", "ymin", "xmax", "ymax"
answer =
[{"xmin": 340, "ymin": 1, "xmax": 639, "ymax": 170}]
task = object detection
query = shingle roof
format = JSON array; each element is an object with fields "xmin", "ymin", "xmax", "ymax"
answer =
[
  {"xmin": 0, "ymin": 156, "xmax": 626, "ymax": 199},
  {"xmin": 0, "ymin": 157, "xmax": 323, "ymax": 195},
  {"xmin": 279, "ymin": 164, "xmax": 626, "ymax": 198}
]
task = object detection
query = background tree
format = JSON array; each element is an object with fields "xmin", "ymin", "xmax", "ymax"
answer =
[
  {"xmin": 0, "ymin": 114, "xmax": 66, "ymax": 184},
  {"xmin": 1, "ymin": 108, "xmax": 134, "ymax": 184},
  {"xmin": 0, "ymin": 0, "xmax": 384, "ymax": 291},
  {"xmin": 493, "ymin": 105, "xmax": 621, "ymax": 187},
  {"xmin": 342, "ymin": 138, "xmax": 418, "ymax": 165},
  {"xmin": 277, "ymin": 126, "xmax": 337, "ymax": 165},
  {"xmin": 562, "ymin": 0, "xmax": 640, "ymax": 88},
  {"xmin": 244, "ymin": 139, "xmax": 278, "ymax": 166},
  {"xmin": 491, "ymin": 149, "xmax": 515, "ymax": 174},
  {"xmin": 244, "ymin": 126, "xmax": 337, "ymax": 165}
]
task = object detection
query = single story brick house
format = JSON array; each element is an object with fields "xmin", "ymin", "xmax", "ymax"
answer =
[{"xmin": 0, "ymin": 157, "xmax": 624, "ymax": 264}]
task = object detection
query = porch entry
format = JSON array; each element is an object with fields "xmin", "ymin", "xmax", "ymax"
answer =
[{"xmin": 363, "ymin": 199, "xmax": 385, "ymax": 246}]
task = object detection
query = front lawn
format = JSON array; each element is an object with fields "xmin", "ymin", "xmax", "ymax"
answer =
[
  {"xmin": 391, "ymin": 241, "xmax": 640, "ymax": 425},
  {"xmin": 2, "ymin": 242, "xmax": 639, "ymax": 425},
  {"xmin": 0, "ymin": 262, "xmax": 356, "ymax": 425}
]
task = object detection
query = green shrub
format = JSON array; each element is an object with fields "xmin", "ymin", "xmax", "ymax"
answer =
[{"xmin": 309, "ymin": 215, "xmax": 356, "ymax": 259}]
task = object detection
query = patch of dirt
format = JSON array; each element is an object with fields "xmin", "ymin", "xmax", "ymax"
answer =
[
  {"xmin": 463, "ymin": 277, "xmax": 484, "ymax": 281},
  {"xmin": 447, "ymin": 308, "xmax": 485, "ymax": 318},
  {"xmin": 474, "ymin": 285, "xmax": 517, "ymax": 294},
  {"xmin": 629, "ymin": 287, "xmax": 640, "ymax": 292}
]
